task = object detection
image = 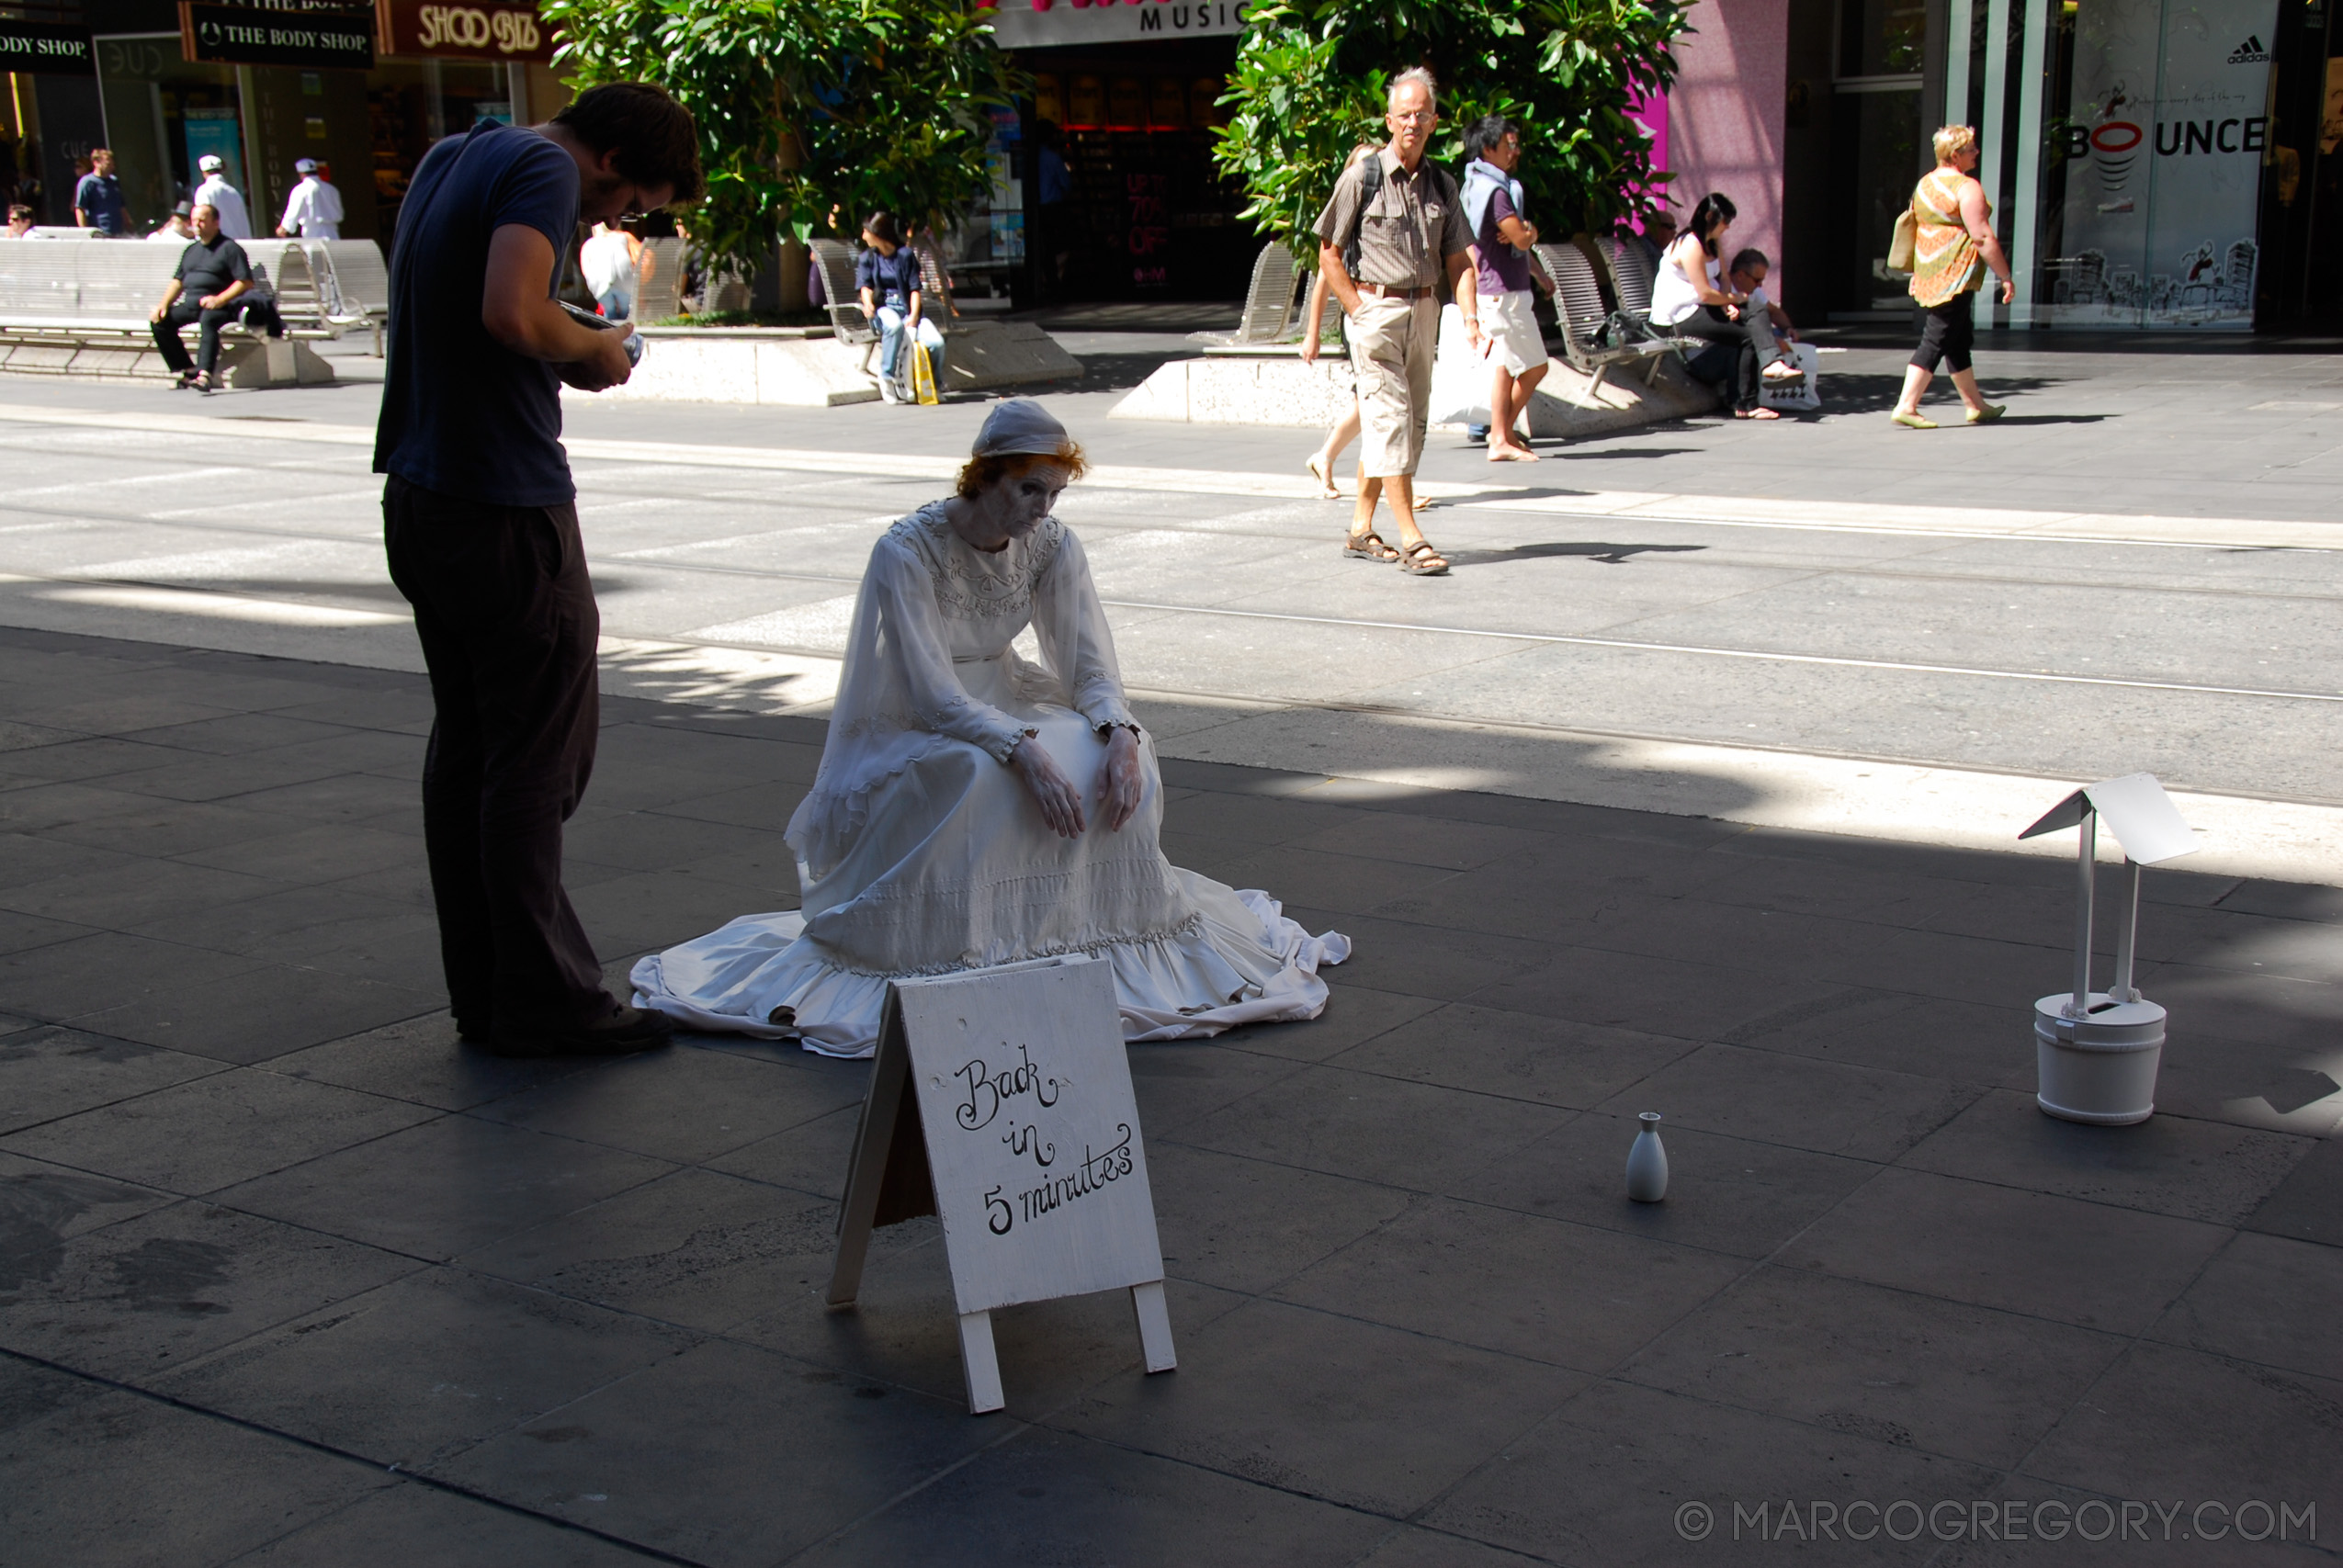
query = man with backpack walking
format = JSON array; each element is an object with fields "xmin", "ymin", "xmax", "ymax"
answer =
[{"xmin": 1313, "ymin": 66, "xmax": 1483, "ymax": 577}]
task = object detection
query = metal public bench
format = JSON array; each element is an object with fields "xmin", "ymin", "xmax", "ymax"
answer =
[
  {"xmin": 0, "ymin": 237, "xmax": 334, "ymax": 385},
  {"xmin": 315, "ymin": 238, "xmax": 389, "ymax": 353},
  {"xmin": 1532, "ymin": 239, "xmax": 1673, "ymax": 406},
  {"xmin": 1189, "ymin": 242, "xmax": 1302, "ymax": 346}
]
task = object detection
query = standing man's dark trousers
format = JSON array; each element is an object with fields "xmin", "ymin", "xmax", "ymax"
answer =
[{"xmin": 383, "ymin": 475, "xmax": 613, "ymax": 1041}]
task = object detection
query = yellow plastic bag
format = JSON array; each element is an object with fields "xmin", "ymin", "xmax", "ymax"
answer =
[{"xmin": 911, "ymin": 340, "xmax": 940, "ymax": 405}]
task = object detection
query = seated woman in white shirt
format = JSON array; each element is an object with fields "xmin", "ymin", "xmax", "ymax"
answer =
[
  {"xmin": 632, "ymin": 400, "xmax": 1350, "ymax": 1056},
  {"xmin": 1648, "ymin": 191, "xmax": 1803, "ymax": 421}
]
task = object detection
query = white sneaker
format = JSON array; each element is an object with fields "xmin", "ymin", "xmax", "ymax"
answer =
[{"xmin": 877, "ymin": 377, "xmax": 900, "ymax": 404}]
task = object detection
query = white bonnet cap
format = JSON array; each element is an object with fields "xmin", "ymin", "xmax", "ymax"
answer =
[{"xmin": 971, "ymin": 398, "xmax": 1070, "ymax": 458}]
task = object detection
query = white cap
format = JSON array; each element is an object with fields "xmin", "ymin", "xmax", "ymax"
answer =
[
  {"xmin": 198, "ymin": 154, "xmax": 223, "ymax": 172},
  {"xmin": 970, "ymin": 398, "xmax": 1071, "ymax": 458}
]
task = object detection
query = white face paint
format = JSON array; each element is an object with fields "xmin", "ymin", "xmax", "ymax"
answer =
[{"xmin": 961, "ymin": 462, "xmax": 1070, "ymax": 550}]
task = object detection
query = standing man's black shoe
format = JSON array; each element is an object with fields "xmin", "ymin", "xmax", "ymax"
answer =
[{"xmin": 488, "ymin": 1005, "xmax": 674, "ymax": 1059}]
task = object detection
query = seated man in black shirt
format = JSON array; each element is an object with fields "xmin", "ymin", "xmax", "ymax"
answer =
[{"xmin": 147, "ymin": 202, "xmax": 281, "ymax": 391}]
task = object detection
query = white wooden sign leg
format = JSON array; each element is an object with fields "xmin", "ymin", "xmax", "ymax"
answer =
[
  {"xmin": 1129, "ymin": 1280, "xmax": 1177, "ymax": 1374},
  {"xmin": 829, "ymin": 999, "xmax": 914, "ymax": 1308},
  {"xmin": 957, "ymin": 1311, "xmax": 1005, "ymax": 1415}
]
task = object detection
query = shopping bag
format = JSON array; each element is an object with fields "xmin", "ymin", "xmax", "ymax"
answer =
[
  {"xmin": 1886, "ymin": 208, "xmax": 1917, "ymax": 274},
  {"xmin": 1758, "ymin": 341, "xmax": 1822, "ymax": 412},
  {"xmin": 911, "ymin": 340, "xmax": 940, "ymax": 405}
]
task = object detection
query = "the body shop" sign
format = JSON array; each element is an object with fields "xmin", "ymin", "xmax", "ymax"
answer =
[{"xmin": 375, "ymin": 0, "xmax": 555, "ymax": 62}]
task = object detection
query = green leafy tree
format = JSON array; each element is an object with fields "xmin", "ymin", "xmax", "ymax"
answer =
[
  {"xmin": 544, "ymin": 0, "xmax": 1019, "ymax": 277},
  {"xmin": 1212, "ymin": 0, "xmax": 1687, "ymax": 254}
]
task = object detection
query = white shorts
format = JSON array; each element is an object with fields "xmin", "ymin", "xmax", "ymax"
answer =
[{"xmin": 1483, "ymin": 288, "xmax": 1545, "ymax": 377}]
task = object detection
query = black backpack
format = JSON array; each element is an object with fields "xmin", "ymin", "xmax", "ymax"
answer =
[{"xmin": 1341, "ymin": 153, "xmax": 1384, "ymax": 280}]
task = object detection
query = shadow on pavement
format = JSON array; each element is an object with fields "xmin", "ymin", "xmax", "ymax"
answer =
[{"xmin": 0, "ymin": 623, "xmax": 2337, "ymax": 1565}]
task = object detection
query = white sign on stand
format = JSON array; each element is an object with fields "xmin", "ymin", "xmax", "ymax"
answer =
[{"xmin": 827, "ymin": 954, "xmax": 1175, "ymax": 1414}]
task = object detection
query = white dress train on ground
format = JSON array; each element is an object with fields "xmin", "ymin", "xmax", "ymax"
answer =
[{"xmin": 631, "ymin": 503, "xmax": 1349, "ymax": 1057}]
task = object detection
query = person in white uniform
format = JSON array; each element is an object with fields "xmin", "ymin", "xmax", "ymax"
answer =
[
  {"xmin": 633, "ymin": 400, "xmax": 1351, "ymax": 1056},
  {"xmin": 277, "ymin": 157, "xmax": 343, "ymax": 239},
  {"xmin": 190, "ymin": 154, "xmax": 253, "ymax": 240}
]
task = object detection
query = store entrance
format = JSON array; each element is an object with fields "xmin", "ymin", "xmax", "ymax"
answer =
[
  {"xmin": 2256, "ymin": 0, "xmax": 2342, "ymax": 325},
  {"xmin": 1020, "ymin": 36, "xmax": 1250, "ymax": 305}
]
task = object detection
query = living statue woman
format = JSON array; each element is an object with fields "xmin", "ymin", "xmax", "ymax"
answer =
[{"xmin": 632, "ymin": 400, "xmax": 1349, "ymax": 1055}]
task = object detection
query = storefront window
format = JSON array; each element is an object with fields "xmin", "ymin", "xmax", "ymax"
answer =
[{"xmin": 93, "ymin": 33, "xmax": 239, "ymax": 232}]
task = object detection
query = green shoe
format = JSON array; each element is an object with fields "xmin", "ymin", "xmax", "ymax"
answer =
[
  {"xmin": 1891, "ymin": 411, "xmax": 1938, "ymax": 430},
  {"xmin": 1966, "ymin": 402, "xmax": 2008, "ymax": 424}
]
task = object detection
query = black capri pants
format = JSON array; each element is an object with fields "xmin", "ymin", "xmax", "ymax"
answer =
[{"xmin": 1910, "ymin": 297, "xmax": 1975, "ymax": 375}]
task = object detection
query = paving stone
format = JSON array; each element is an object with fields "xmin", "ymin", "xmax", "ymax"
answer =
[
  {"xmin": 1896, "ymin": 1088, "xmax": 2315, "ymax": 1226},
  {"xmin": 1053, "ymin": 1295, "xmax": 1588, "ymax": 1518},
  {"xmin": 1776, "ymin": 1168, "xmax": 2230, "ymax": 1335},
  {"xmin": 0, "ymin": 1367, "xmax": 395, "ymax": 1568},
  {"xmin": 268, "ymin": 1014, "xmax": 601, "ymax": 1113},
  {"xmin": 0, "ymin": 1150, "xmax": 175, "ymax": 1274},
  {"xmin": 0, "ymin": 931, "xmax": 267, "ymax": 1029},
  {"xmin": 1472, "ymin": 1110, "xmax": 1878, "ymax": 1261},
  {"xmin": 1210, "ymin": 843, "xmax": 1466, "ymax": 919},
  {"xmin": 1205, "ymin": 980, "xmax": 1441, "ymax": 1065},
  {"xmin": 1329, "ymin": 1000, "xmax": 1700, "ymax": 1109},
  {"xmin": 0, "ymin": 856, "xmax": 289, "ymax": 930},
  {"xmin": 1348, "ymin": 1526, "xmax": 1553, "ymax": 1567},
  {"xmin": 470, "ymin": 1040, "xmax": 867, "ymax": 1167},
  {"xmin": 2146, "ymin": 1231, "xmax": 2343, "ymax": 1386},
  {"xmin": 458, "ymin": 1165, "xmax": 855, "ymax": 1334},
  {"xmin": 0, "ymin": 1066, "xmax": 436, "ymax": 1197},
  {"xmin": 1420, "ymin": 1379, "xmax": 2001, "ymax": 1565},
  {"xmin": 1592, "ymin": 1042, "xmax": 1984, "ymax": 1164},
  {"xmin": 174, "ymin": 822, "xmax": 421, "ymax": 884},
  {"xmin": 1622, "ymin": 1264, "xmax": 2128, "ymax": 1470},
  {"xmin": 0, "ymin": 831, "xmax": 141, "ymax": 893},
  {"xmin": 1719, "ymin": 989, "xmax": 2036, "ymax": 1088},
  {"xmin": 1273, "ymin": 1194, "xmax": 1746, "ymax": 1374},
  {"xmin": 161, "ymin": 1264, "xmax": 702, "ymax": 1471},
  {"xmin": 212, "ymin": 1114, "xmax": 675, "ymax": 1262},
  {"xmin": 731, "ymin": 1230, "xmax": 1247, "ymax": 1416},
  {"xmin": 1471, "ymin": 945, "xmax": 1852, "ymax": 1043},
  {"xmin": 789, "ymin": 1425, "xmax": 1394, "ymax": 1568},
  {"xmin": 73, "ymin": 962, "xmax": 440, "ymax": 1066},
  {"xmin": 429, "ymin": 1337, "xmax": 998, "ymax": 1568},
  {"xmin": 2, "ymin": 1200, "xmax": 422, "ymax": 1381},
  {"xmin": 0, "ymin": 911, "xmax": 96, "ymax": 960},
  {"xmin": 2018, "ymin": 1342, "xmax": 2343, "ymax": 1518},
  {"xmin": 1281, "ymin": 906, "xmax": 1560, "ymax": 1003},
  {"xmin": 227, "ymin": 1481, "xmax": 655, "ymax": 1568},
  {"xmin": 1126, "ymin": 1041, "xmax": 1311, "ymax": 1138},
  {"xmin": 704, "ymin": 1101, "xmax": 863, "ymax": 1201},
  {"xmin": 1180, "ymin": 1064, "xmax": 1572, "ymax": 1195},
  {"xmin": 0, "ymin": 1026, "xmax": 223, "ymax": 1136}
]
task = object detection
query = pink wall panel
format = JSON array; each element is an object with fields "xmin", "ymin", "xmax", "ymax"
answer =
[{"xmin": 1662, "ymin": 0, "xmax": 1790, "ymax": 286}]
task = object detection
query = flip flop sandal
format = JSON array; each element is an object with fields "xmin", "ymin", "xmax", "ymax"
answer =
[
  {"xmin": 1343, "ymin": 529, "xmax": 1400, "ymax": 562},
  {"xmin": 1398, "ymin": 540, "xmax": 1450, "ymax": 576},
  {"xmin": 1307, "ymin": 454, "xmax": 1341, "ymax": 498}
]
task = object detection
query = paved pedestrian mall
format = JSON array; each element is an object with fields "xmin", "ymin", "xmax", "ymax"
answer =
[{"xmin": 3, "ymin": 335, "xmax": 2340, "ymax": 1563}]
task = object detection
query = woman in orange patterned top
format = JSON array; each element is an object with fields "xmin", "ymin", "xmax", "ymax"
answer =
[{"xmin": 1891, "ymin": 125, "xmax": 2016, "ymax": 430}]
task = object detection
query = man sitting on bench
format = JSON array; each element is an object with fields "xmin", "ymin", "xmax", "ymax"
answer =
[{"xmin": 148, "ymin": 202, "xmax": 282, "ymax": 392}]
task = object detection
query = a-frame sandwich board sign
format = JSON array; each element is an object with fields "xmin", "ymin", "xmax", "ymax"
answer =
[{"xmin": 827, "ymin": 953, "xmax": 1175, "ymax": 1414}]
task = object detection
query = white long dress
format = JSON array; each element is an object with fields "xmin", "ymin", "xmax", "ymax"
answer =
[{"xmin": 630, "ymin": 503, "xmax": 1350, "ymax": 1057}]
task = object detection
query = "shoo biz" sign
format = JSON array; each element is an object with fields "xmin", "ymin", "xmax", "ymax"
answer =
[
  {"xmin": 828, "ymin": 954, "xmax": 1176, "ymax": 1415},
  {"xmin": 180, "ymin": 2, "xmax": 375, "ymax": 68},
  {"xmin": 375, "ymin": 0, "xmax": 556, "ymax": 62},
  {"xmin": 0, "ymin": 22, "xmax": 95, "ymax": 72}
]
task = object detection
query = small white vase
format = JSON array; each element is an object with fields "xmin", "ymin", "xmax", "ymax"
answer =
[{"xmin": 1625, "ymin": 1111, "xmax": 1669, "ymax": 1202}]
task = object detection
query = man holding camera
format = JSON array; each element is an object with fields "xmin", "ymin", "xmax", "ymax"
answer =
[{"xmin": 375, "ymin": 83, "xmax": 701, "ymax": 1059}]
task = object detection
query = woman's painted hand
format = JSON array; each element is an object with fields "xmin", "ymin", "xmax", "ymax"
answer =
[
  {"xmin": 1097, "ymin": 728, "xmax": 1144, "ymax": 831},
  {"xmin": 1011, "ymin": 737, "xmax": 1085, "ymax": 838}
]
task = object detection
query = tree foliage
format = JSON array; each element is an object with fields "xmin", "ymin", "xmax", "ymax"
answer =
[
  {"xmin": 1211, "ymin": 0, "xmax": 1688, "ymax": 254},
  {"xmin": 544, "ymin": 0, "xmax": 1019, "ymax": 276}
]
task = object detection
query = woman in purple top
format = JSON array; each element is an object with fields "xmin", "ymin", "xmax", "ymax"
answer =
[{"xmin": 1459, "ymin": 117, "xmax": 1552, "ymax": 462}]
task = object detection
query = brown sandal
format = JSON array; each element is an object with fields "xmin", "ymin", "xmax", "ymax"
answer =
[
  {"xmin": 1343, "ymin": 529, "xmax": 1400, "ymax": 562},
  {"xmin": 1398, "ymin": 539, "xmax": 1449, "ymax": 576}
]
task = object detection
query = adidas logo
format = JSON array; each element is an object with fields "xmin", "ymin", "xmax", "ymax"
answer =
[{"xmin": 2227, "ymin": 34, "xmax": 2269, "ymax": 62}]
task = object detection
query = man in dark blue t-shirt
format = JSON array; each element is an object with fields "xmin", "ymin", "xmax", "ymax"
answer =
[
  {"xmin": 376, "ymin": 83, "xmax": 701, "ymax": 1060},
  {"xmin": 73, "ymin": 149, "xmax": 124, "ymax": 235}
]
